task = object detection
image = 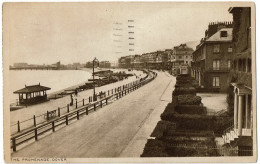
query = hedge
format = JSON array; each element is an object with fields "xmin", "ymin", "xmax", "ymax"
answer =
[
  {"xmin": 175, "ymin": 105, "xmax": 206, "ymax": 115},
  {"xmin": 172, "ymin": 87, "xmax": 196, "ymax": 96},
  {"xmin": 141, "ymin": 139, "xmax": 169, "ymax": 157},
  {"xmin": 161, "ymin": 113, "xmax": 230, "ymax": 133},
  {"xmin": 162, "ymin": 136, "xmax": 215, "ymax": 145},
  {"xmin": 177, "ymin": 95, "xmax": 202, "ymax": 105},
  {"xmin": 150, "ymin": 120, "xmax": 177, "ymax": 138}
]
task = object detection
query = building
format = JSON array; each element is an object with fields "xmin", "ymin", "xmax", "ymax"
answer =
[
  {"xmin": 191, "ymin": 22, "xmax": 233, "ymax": 92},
  {"xmin": 131, "ymin": 55, "xmax": 143, "ymax": 69},
  {"xmin": 170, "ymin": 44, "xmax": 194, "ymax": 75},
  {"xmin": 13, "ymin": 63, "xmax": 28, "ymax": 68},
  {"xmin": 99, "ymin": 61, "xmax": 111, "ymax": 68},
  {"xmin": 118, "ymin": 56, "xmax": 132, "ymax": 68},
  {"xmin": 13, "ymin": 83, "xmax": 51, "ymax": 106},
  {"xmin": 222, "ymin": 7, "xmax": 252, "ymax": 156}
]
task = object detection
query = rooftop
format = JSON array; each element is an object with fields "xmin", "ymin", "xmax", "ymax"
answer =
[
  {"xmin": 14, "ymin": 84, "xmax": 51, "ymax": 94},
  {"xmin": 206, "ymin": 28, "xmax": 233, "ymax": 42}
]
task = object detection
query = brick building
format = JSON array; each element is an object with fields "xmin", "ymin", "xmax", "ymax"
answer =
[
  {"xmin": 222, "ymin": 7, "xmax": 252, "ymax": 155},
  {"xmin": 191, "ymin": 22, "xmax": 233, "ymax": 92}
]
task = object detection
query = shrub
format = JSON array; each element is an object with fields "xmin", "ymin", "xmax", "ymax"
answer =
[
  {"xmin": 151, "ymin": 121, "xmax": 177, "ymax": 138},
  {"xmin": 177, "ymin": 95, "xmax": 202, "ymax": 105},
  {"xmin": 141, "ymin": 139, "xmax": 169, "ymax": 157},
  {"xmin": 160, "ymin": 103, "xmax": 175, "ymax": 121},
  {"xmin": 175, "ymin": 105, "xmax": 206, "ymax": 115},
  {"xmin": 172, "ymin": 87, "xmax": 196, "ymax": 96},
  {"xmin": 161, "ymin": 113, "xmax": 230, "ymax": 133}
]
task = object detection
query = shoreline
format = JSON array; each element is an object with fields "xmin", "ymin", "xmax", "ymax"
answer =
[{"xmin": 10, "ymin": 68, "xmax": 141, "ymax": 109}]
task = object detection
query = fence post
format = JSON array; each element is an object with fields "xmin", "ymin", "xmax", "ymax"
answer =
[
  {"xmin": 100, "ymin": 100, "xmax": 103, "ymax": 108},
  {"xmin": 76, "ymin": 99, "xmax": 78, "ymax": 108},
  {"xmin": 12, "ymin": 138, "xmax": 16, "ymax": 152},
  {"xmin": 108, "ymin": 90, "xmax": 110, "ymax": 96},
  {"xmin": 89, "ymin": 96, "xmax": 91, "ymax": 103},
  {"xmin": 67, "ymin": 104, "xmax": 70, "ymax": 113},
  {"xmin": 106, "ymin": 98, "xmax": 108, "ymax": 104},
  {"xmin": 83, "ymin": 99, "xmax": 85, "ymax": 106},
  {"xmin": 58, "ymin": 107, "xmax": 60, "ymax": 117},
  {"xmin": 94, "ymin": 103, "xmax": 96, "ymax": 111},
  {"xmin": 66, "ymin": 115, "xmax": 68, "ymax": 125},
  {"xmin": 52, "ymin": 122, "xmax": 55, "ymax": 132},
  {"xmin": 77, "ymin": 111, "xmax": 79, "ymax": 120},
  {"xmin": 17, "ymin": 121, "xmax": 20, "ymax": 133},
  {"xmin": 34, "ymin": 129, "xmax": 38, "ymax": 141},
  {"xmin": 47, "ymin": 111, "xmax": 49, "ymax": 120},
  {"xmin": 86, "ymin": 107, "xmax": 88, "ymax": 115},
  {"xmin": 33, "ymin": 115, "xmax": 36, "ymax": 127},
  {"xmin": 112, "ymin": 89, "xmax": 113, "ymax": 94}
]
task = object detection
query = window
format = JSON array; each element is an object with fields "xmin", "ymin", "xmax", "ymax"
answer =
[
  {"xmin": 228, "ymin": 46, "xmax": 232, "ymax": 53},
  {"xmin": 213, "ymin": 77, "xmax": 220, "ymax": 87},
  {"xmin": 220, "ymin": 31, "xmax": 228, "ymax": 37},
  {"xmin": 179, "ymin": 56, "xmax": 182, "ymax": 59},
  {"xmin": 213, "ymin": 60, "xmax": 220, "ymax": 70},
  {"xmin": 248, "ymin": 58, "xmax": 251, "ymax": 72},
  {"xmin": 186, "ymin": 61, "xmax": 188, "ymax": 64},
  {"xmin": 228, "ymin": 60, "xmax": 231, "ymax": 69},
  {"xmin": 213, "ymin": 45, "xmax": 220, "ymax": 53},
  {"xmin": 186, "ymin": 56, "xmax": 188, "ymax": 59}
]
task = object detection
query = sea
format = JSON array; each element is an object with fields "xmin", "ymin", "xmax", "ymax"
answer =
[{"xmin": 9, "ymin": 68, "xmax": 130, "ymax": 104}]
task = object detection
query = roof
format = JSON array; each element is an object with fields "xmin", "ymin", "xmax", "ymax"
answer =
[
  {"xmin": 193, "ymin": 28, "xmax": 233, "ymax": 54},
  {"xmin": 206, "ymin": 28, "xmax": 233, "ymax": 42},
  {"xmin": 14, "ymin": 84, "xmax": 51, "ymax": 94},
  {"xmin": 173, "ymin": 44, "xmax": 194, "ymax": 52}
]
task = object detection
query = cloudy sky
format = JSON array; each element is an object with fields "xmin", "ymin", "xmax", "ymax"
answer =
[{"xmin": 4, "ymin": 2, "xmax": 233, "ymax": 65}]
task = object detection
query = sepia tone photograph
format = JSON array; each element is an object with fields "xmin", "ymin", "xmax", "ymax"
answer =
[{"xmin": 3, "ymin": 1, "xmax": 256, "ymax": 163}]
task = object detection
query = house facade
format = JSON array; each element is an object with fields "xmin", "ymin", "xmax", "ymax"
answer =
[
  {"xmin": 222, "ymin": 7, "xmax": 252, "ymax": 155},
  {"xmin": 171, "ymin": 44, "xmax": 194, "ymax": 75},
  {"xmin": 191, "ymin": 22, "xmax": 233, "ymax": 92}
]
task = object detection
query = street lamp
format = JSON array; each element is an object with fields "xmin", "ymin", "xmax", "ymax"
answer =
[{"xmin": 93, "ymin": 57, "xmax": 99, "ymax": 101}]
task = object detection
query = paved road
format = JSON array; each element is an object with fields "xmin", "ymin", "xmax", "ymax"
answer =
[{"xmin": 12, "ymin": 71, "xmax": 176, "ymax": 158}]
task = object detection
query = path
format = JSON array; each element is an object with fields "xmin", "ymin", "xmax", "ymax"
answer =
[{"xmin": 12, "ymin": 71, "xmax": 176, "ymax": 158}]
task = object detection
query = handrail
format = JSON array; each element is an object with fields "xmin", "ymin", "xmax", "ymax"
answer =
[{"xmin": 10, "ymin": 70, "xmax": 157, "ymax": 152}]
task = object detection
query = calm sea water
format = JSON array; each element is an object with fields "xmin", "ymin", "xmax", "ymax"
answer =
[
  {"xmin": 9, "ymin": 69, "xmax": 93, "ymax": 103},
  {"xmin": 9, "ymin": 68, "xmax": 131, "ymax": 104}
]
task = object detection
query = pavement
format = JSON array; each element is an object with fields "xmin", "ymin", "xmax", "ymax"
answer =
[{"xmin": 12, "ymin": 71, "xmax": 176, "ymax": 158}]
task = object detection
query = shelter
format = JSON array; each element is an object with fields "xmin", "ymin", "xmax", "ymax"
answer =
[{"xmin": 13, "ymin": 83, "xmax": 51, "ymax": 105}]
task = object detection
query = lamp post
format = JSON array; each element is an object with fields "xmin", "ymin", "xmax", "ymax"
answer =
[{"xmin": 93, "ymin": 57, "xmax": 99, "ymax": 101}]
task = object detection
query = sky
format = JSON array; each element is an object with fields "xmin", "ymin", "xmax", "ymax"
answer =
[{"xmin": 3, "ymin": 2, "xmax": 233, "ymax": 65}]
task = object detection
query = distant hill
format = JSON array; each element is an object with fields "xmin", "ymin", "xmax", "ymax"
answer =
[{"xmin": 185, "ymin": 41, "xmax": 200, "ymax": 51}]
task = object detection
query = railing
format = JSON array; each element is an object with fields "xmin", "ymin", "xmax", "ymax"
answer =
[
  {"xmin": 10, "ymin": 71, "xmax": 150, "ymax": 135},
  {"xmin": 10, "ymin": 71, "xmax": 157, "ymax": 152}
]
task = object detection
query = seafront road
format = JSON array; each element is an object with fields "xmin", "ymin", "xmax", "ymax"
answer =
[{"xmin": 12, "ymin": 71, "xmax": 176, "ymax": 158}]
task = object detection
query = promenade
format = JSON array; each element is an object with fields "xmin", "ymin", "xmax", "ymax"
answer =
[
  {"xmin": 10, "ymin": 70, "xmax": 145, "ymax": 134},
  {"xmin": 12, "ymin": 71, "xmax": 176, "ymax": 158}
]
